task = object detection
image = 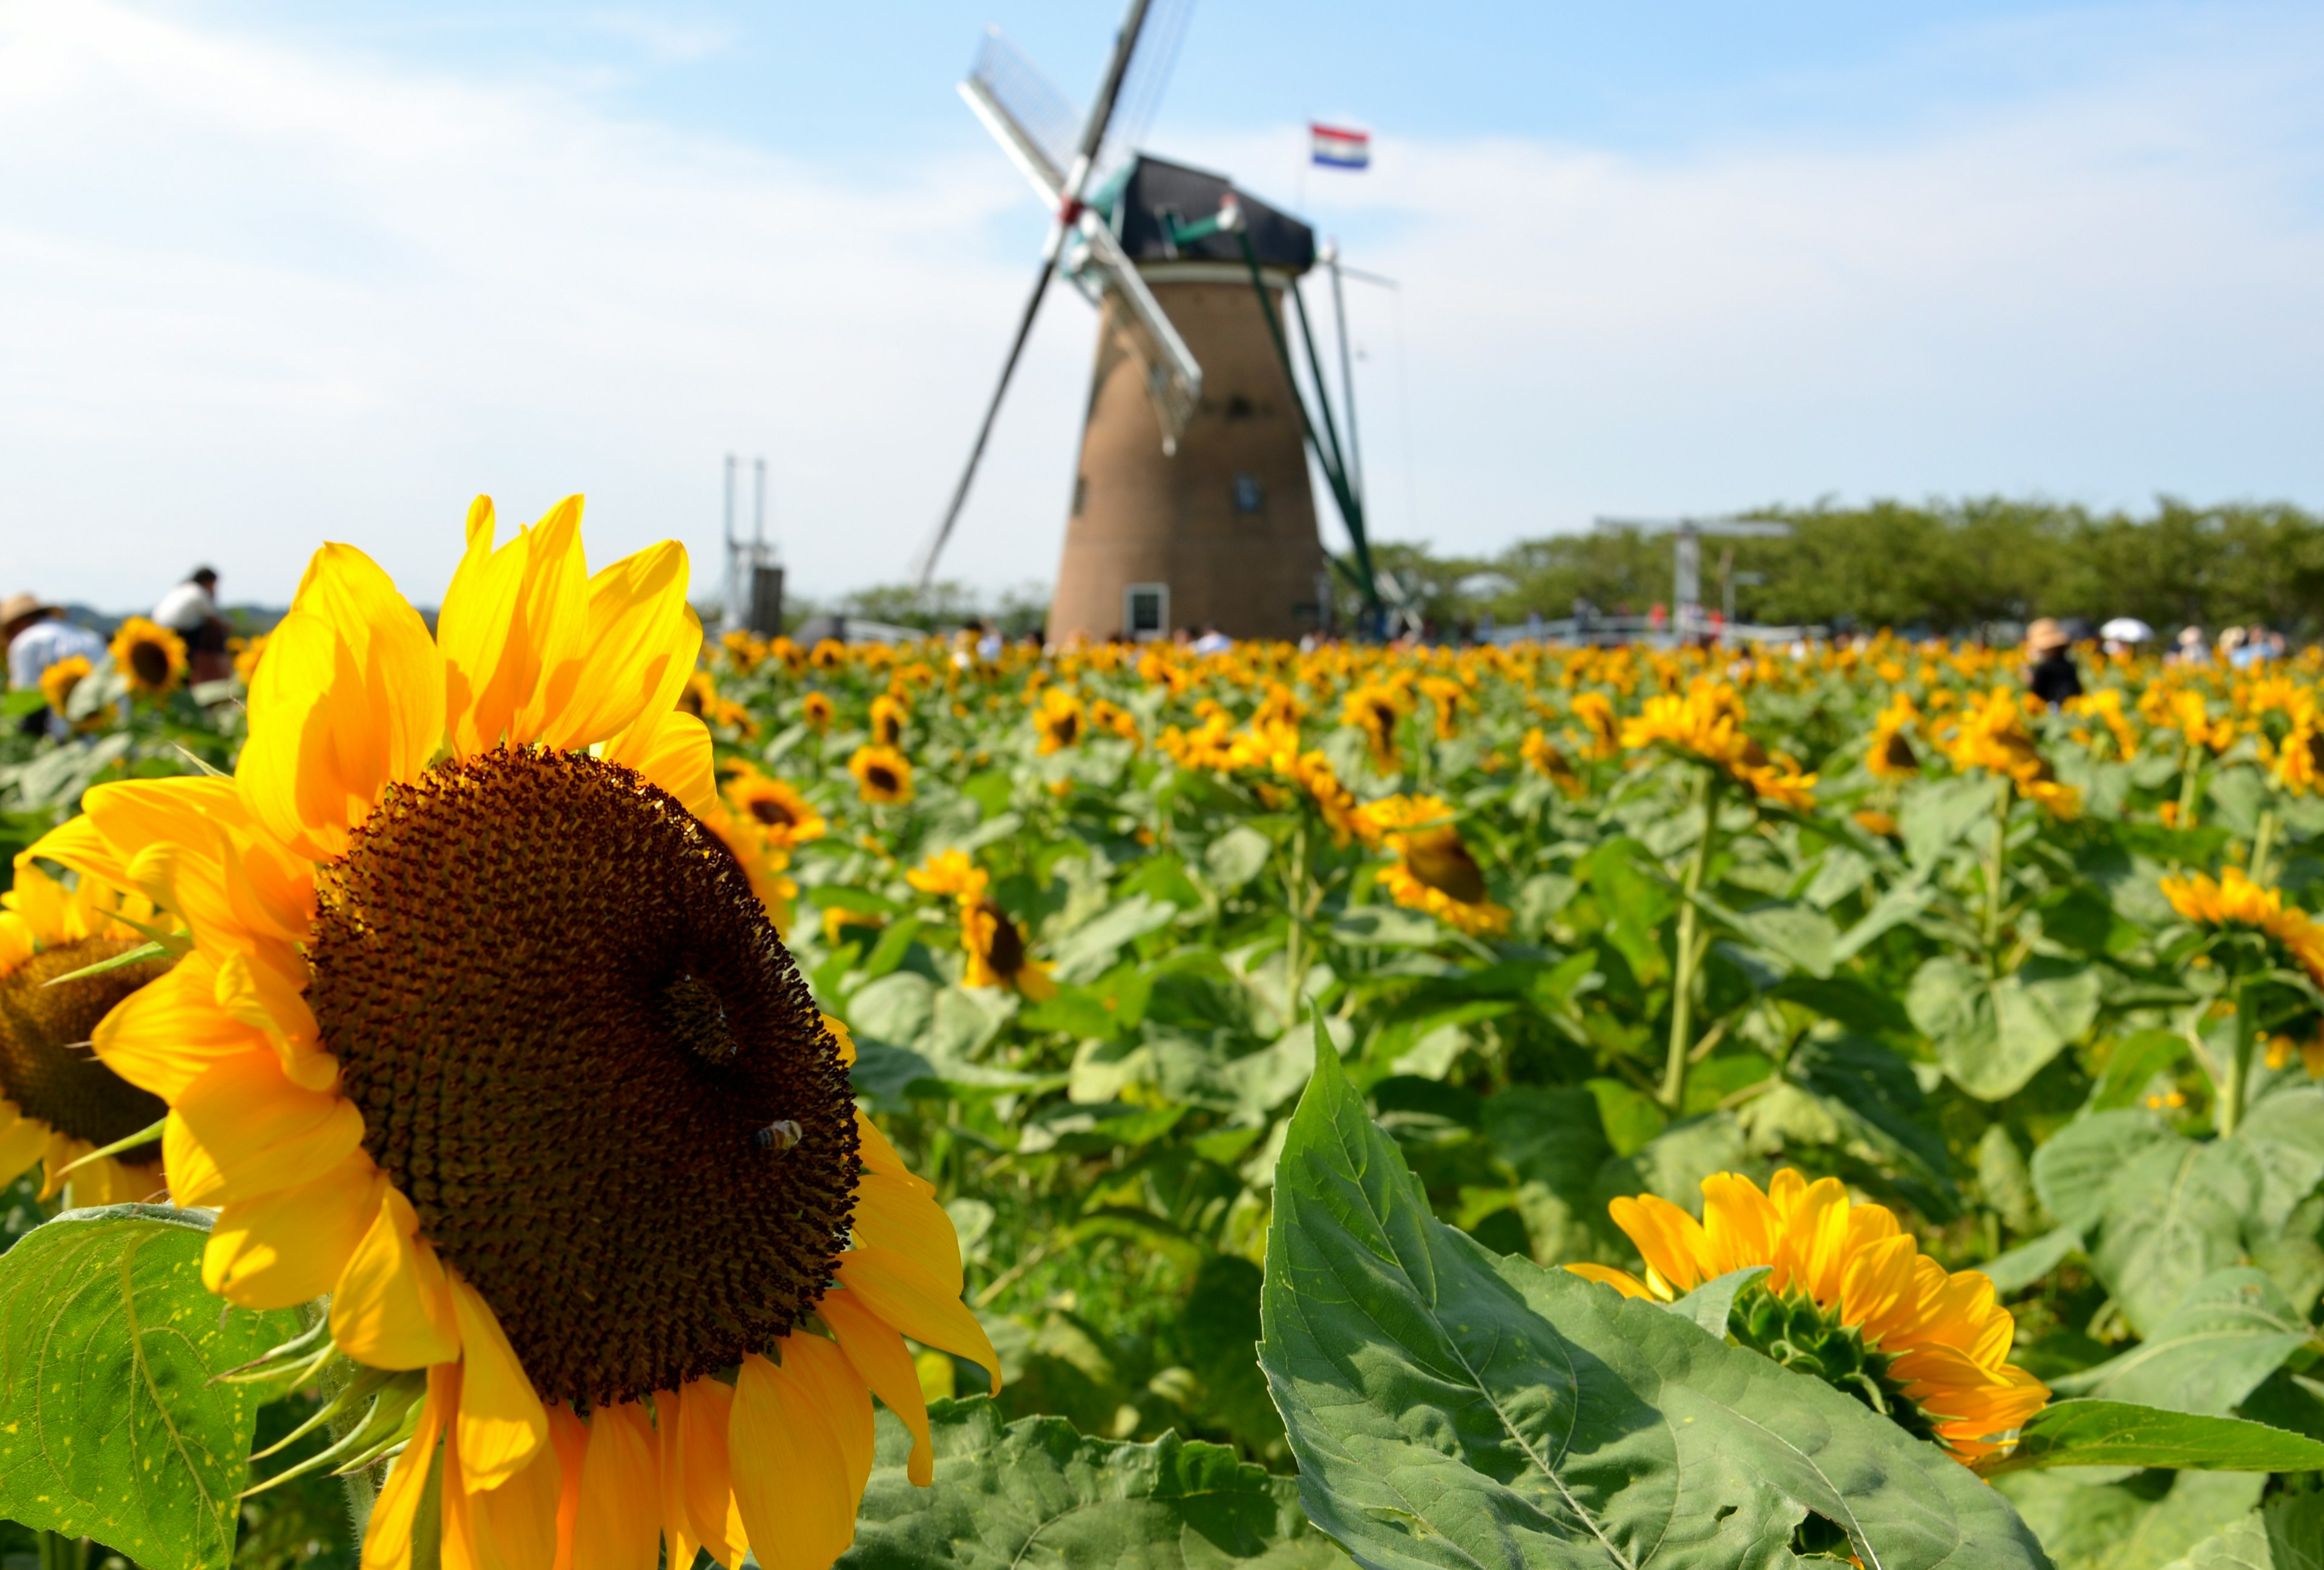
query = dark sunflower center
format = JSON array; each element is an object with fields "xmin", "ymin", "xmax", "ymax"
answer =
[
  {"xmin": 1052, "ymin": 715, "xmax": 1078, "ymax": 745},
  {"xmin": 867, "ymin": 764, "xmax": 898, "ymax": 792},
  {"xmin": 309, "ymin": 746, "xmax": 859, "ymax": 1407},
  {"xmin": 1883, "ymin": 732, "xmax": 1917, "ymax": 770},
  {"xmin": 747, "ymin": 797, "xmax": 796, "ymax": 829},
  {"xmin": 980, "ymin": 902, "xmax": 1026, "ymax": 977},
  {"xmin": 1406, "ymin": 829, "xmax": 1486, "ymax": 904},
  {"xmin": 128, "ymin": 640, "xmax": 171, "ymax": 688},
  {"xmin": 0, "ymin": 938, "xmax": 171, "ymax": 1160}
]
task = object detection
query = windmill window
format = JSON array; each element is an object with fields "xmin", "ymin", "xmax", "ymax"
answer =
[
  {"xmin": 1124, "ymin": 582, "xmax": 1169, "ymax": 642},
  {"xmin": 1224, "ymin": 395, "xmax": 1255, "ymax": 420},
  {"xmin": 1233, "ymin": 475, "xmax": 1264, "ymax": 514}
]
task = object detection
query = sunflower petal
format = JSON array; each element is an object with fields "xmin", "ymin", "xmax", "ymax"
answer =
[
  {"xmin": 835, "ymin": 1246, "xmax": 1000, "ymax": 1396},
  {"xmin": 822, "ymin": 1289, "xmax": 935, "ymax": 1486},
  {"xmin": 611, "ymin": 711, "xmax": 715, "ymax": 817},
  {"xmin": 333, "ymin": 1184, "xmax": 461, "ymax": 1370},
  {"xmin": 729, "ymin": 1345, "xmax": 867, "ymax": 1570},
  {"xmin": 1563, "ymin": 1263, "xmax": 1660, "ymax": 1300},
  {"xmin": 852, "ymin": 1169, "xmax": 964, "ymax": 1297},
  {"xmin": 469, "ymin": 1428, "xmax": 561, "ymax": 1570},
  {"xmin": 672, "ymin": 1377, "xmax": 747, "ymax": 1569},
  {"xmin": 168, "ymin": 1047, "xmax": 361, "ymax": 1206},
  {"xmin": 448, "ymin": 1273, "xmax": 550, "ymax": 1492},
  {"xmin": 362, "ymin": 1371, "xmax": 450, "ymax": 1570},
  {"xmin": 543, "ymin": 543, "xmax": 696, "ymax": 752},
  {"xmin": 205, "ymin": 1151, "xmax": 381, "ymax": 1309},
  {"xmin": 575, "ymin": 1402, "xmax": 661, "ymax": 1570}
]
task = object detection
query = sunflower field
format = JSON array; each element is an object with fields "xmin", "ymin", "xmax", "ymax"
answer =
[{"xmin": 5, "ymin": 508, "xmax": 2324, "ymax": 1570}]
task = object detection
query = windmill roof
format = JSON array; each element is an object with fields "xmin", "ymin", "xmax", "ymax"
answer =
[{"xmin": 1095, "ymin": 155, "xmax": 1315, "ymax": 273}]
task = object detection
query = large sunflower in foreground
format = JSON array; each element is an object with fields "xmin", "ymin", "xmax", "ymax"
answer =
[
  {"xmin": 1567, "ymin": 1169, "xmax": 2047, "ymax": 1464},
  {"xmin": 30, "ymin": 498, "xmax": 995, "ymax": 1570},
  {"xmin": 0, "ymin": 865, "xmax": 174, "ymax": 1204}
]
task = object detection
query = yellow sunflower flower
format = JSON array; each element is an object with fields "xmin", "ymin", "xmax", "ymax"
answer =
[
  {"xmin": 1520, "ymin": 728, "xmax": 1584, "ymax": 798},
  {"xmin": 29, "ymin": 497, "xmax": 996, "ymax": 1570},
  {"xmin": 1086, "ymin": 698, "xmax": 1140, "ymax": 745},
  {"xmin": 1341, "ymin": 682, "xmax": 1408, "ymax": 770},
  {"xmin": 0, "ymin": 865, "xmax": 174, "ymax": 1204},
  {"xmin": 849, "ymin": 744, "xmax": 914, "ymax": 805},
  {"xmin": 1353, "ymin": 795, "xmax": 1511, "ymax": 938},
  {"xmin": 721, "ymin": 766, "xmax": 827, "ymax": 851},
  {"xmin": 801, "ymin": 691, "xmax": 836, "ymax": 732},
  {"xmin": 2162, "ymin": 867, "xmax": 2324, "ymax": 987},
  {"xmin": 1570, "ymin": 691, "xmax": 1621, "ymax": 760},
  {"xmin": 1033, "ymin": 688, "xmax": 1083, "ymax": 754},
  {"xmin": 1866, "ymin": 697, "xmax": 1920, "ymax": 780},
  {"xmin": 109, "ymin": 615, "xmax": 186, "ymax": 697},
  {"xmin": 905, "ymin": 851, "xmax": 1055, "ymax": 999},
  {"xmin": 870, "ymin": 694, "xmax": 909, "ymax": 748},
  {"xmin": 1567, "ymin": 1170, "xmax": 2049, "ymax": 1464},
  {"xmin": 38, "ymin": 653, "xmax": 94, "ymax": 722}
]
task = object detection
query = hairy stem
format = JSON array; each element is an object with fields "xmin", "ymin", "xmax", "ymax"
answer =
[
  {"xmin": 2220, "ymin": 978, "xmax": 2257, "ymax": 1138},
  {"xmin": 1661, "ymin": 767, "xmax": 1720, "ymax": 1111},
  {"xmin": 1283, "ymin": 815, "xmax": 1310, "ymax": 1017},
  {"xmin": 2251, "ymin": 806, "xmax": 2280, "ymax": 886},
  {"xmin": 1983, "ymin": 775, "xmax": 2012, "ymax": 965}
]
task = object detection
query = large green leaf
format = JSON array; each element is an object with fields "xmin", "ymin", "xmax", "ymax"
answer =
[
  {"xmin": 1984, "ymin": 1400, "xmax": 2324, "ymax": 1474},
  {"xmin": 1909, "ymin": 955, "xmax": 2101, "ymax": 1102},
  {"xmin": 2092, "ymin": 1139, "xmax": 2266, "ymax": 1336},
  {"xmin": 1260, "ymin": 1036, "xmax": 2049, "ymax": 1568},
  {"xmin": 1998, "ymin": 1469, "xmax": 2262, "ymax": 1570},
  {"xmin": 2050, "ymin": 1269, "xmax": 2317, "ymax": 1416},
  {"xmin": 839, "ymin": 1396, "xmax": 1338, "ymax": 1568},
  {"xmin": 0, "ymin": 1207, "xmax": 301, "ymax": 1570},
  {"xmin": 2161, "ymin": 1493, "xmax": 2324, "ymax": 1570},
  {"xmin": 2033, "ymin": 1111, "xmax": 2178, "ymax": 1232}
]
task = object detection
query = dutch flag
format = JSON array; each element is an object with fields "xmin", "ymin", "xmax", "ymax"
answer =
[{"xmin": 1310, "ymin": 123, "xmax": 1370, "ymax": 170}]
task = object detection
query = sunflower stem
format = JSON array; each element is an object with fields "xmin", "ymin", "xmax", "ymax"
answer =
[
  {"xmin": 36, "ymin": 1531, "xmax": 86, "ymax": 1570},
  {"xmin": 1661, "ymin": 767, "xmax": 1719, "ymax": 1112},
  {"xmin": 2251, "ymin": 806, "xmax": 2280, "ymax": 886},
  {"xmin": 2178, "ymin": 743, "xmax": 2204, "ymax": 829},
  {"xmin": 1983, "ymin": 775, "xmax": 2011, "ymax": 965},
  {"xmin": 1282, "ymin": 814, "xmax": 1310, "ymax": 1018},
  {"xmin": 2221, "ymin": 977, "xmax": 2257, "ymax": 1139}
]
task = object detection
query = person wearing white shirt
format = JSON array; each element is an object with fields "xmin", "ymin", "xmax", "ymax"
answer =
[
  {"xmin": 4, "ymin": 593, "xmax": 108, "ymax": 736},
  {"xmin": 153, "ymin": 567, "xmax": 231, "ymax": 684}
]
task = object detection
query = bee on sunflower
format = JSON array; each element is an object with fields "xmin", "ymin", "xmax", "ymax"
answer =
[
  {"xmin": 1032, "ymin": 687, "xmax": 1084, "ymax": 754},
  {"xmin": 905, "ymin": 850, "xmax": 1056, "ymax": 999},
  {"xmin": 1567, "ymin": 1170, "xmax": 2049, "ymax": 1465},
  {"xmin": 30, "ymin": 498, "xmax": 995, "ymax": 1570},
  {"xmin": 848, "ymin": 744, "xmax": 914, "ymax": 804},
  {"xmin": 1352, "ymin": 795, "xmax": 1510, "ymax": 938},
  {"xmin": 109, "ymin": 615, "xmax": 186, "ymax": 697},
  {"xmin": 0, "ymin": 865, "xmax": 175, "ymax": 1204}
]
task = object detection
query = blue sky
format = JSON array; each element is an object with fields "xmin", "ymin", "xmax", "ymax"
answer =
[{"xmin": 3, "ymin": 1, "xmax": 2322, "ymax": 610}]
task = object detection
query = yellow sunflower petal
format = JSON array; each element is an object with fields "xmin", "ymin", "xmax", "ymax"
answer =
[
  {"xmin": 448, "ymin": 1272, "xmax": 551, "ymax": 1493},
  {"xmin": 822, "ymin": 1287, "xmax": 935, "ymax": 1486},
  {"xmin": 575, "ymin": 1402, "xmax": 662, "ymax": 1570},
  {"xmin": 543, "ymin": 542, "xmax": 697, "ymax": 752},
  {"xmin": 672, "ymin": 1377, "xmax": 747, "ymax": 1569},
  {"xmin": 548, "ymin": 1405, "xmax": 588, "ymax": 1570},
  {"xmin": 852, "ymin": 1111, "xmax": 934, "ymax": 1200},
  {"xmin": 652, "ymin": 1388, "xmax": 702, "ymax": 1570},
  {"xmin": 1606, "ymin": 1194, "xmax": 1713, "ymax": 1295},
  {"xmin": 205, "ymin": 1151, "xmax": 381, "ymax": 1309},
  {"xmin": 439, "ymin": 497, "xmax": 534, "ymax": 755},
  {"xmin": 1699, "ymin": 1172, "xmax": 1782, "ymax": 1279},
  {"xmin": 835, "ymin": 1247, "xmax": 1000, "ymax": 1396},
  {"xmin": 361, "ymin": 1370, "xmax": 450, "ymax": 1570},
  {"xmin": 332, "ymin": 1184, "xmax": 461, "ymax": 1370},
  {"xmin": 240, "ymin": 544, "xmax": 445, "ymax": 860},
  {"xmin": 611, "ymin": 710, "xmax": 717, "ymax": 818},
  {"xmin": 0, "ymin": 1113, "xmax": 46, "ymax": 1191},
  {"xmin": 730, "ymin": 1342, "xmax": 870, "ymax": 1570},
  {"xmin": 468, "ymin": 1425, "xmax": 562, "ymax": 1570},
  {"xmin": 168, "ymin": 1046, "xmax": 360, "ymax": 1206},
  {"xmin": 1563, "ymin": 1263, "xmax": 1661, "ymax": 1301},
  {"xmin": 852, "ymin": 1169, "xmax": 964, "ymax": 1297}
]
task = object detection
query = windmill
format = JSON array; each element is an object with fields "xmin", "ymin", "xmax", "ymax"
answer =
[{"xmin": 918, "ymin": 0, "xmax": 1382, "ymax": 642}]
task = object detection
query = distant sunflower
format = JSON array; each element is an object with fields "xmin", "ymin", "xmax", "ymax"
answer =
[
  {"xmin": 723, "ymin": 766, "xmax": 827, "ymax": 850},
  {"xmin": 1569, "ymin": 1170, "xmax": 2049, "ymax": 1465},
  {"xmin": 802, "ymin": 690, "xmax": 836, "ymax": 732},
  {"xmin": 1353, "ymin": 795, "xmax": 1510, "ymax": 938},
  {"xmin": 849, "ymin": 744, "xmax": 914, "ymax": 805},
  {"xmin": 1341, "ymin": 683, "xmax": 1407, "ymax": 770},
  {"xmin": 0, "ymin": 865, "xmax": 173, "ymax": 1204},
  {"xmin": 1867, "ymin": 697, "xmax": 1920, "ymax": 780},
  {"xmin": 2163, "ymin": 867, "xmax": 2324, "ymax": 987},
  {"xmin": 232, "ymin": 632, "xmax": 269, "ymax": 685},
  {"xmin": 1570, "ymin": 691, "xmax": 1621, "ymax": 759},
  {"xmin": 810, "ymin": 638, "xmax": 846, "ymax": 670},
  {"xmin": 38, "ymin": 654, "xmax": 94, "ymax": 720},
  {"xmin": 1087, "ymin": 698, "xmax": 1139, "ymax": 745},
  {"xmin": 32, "ymin": 497, "xmax": 994, "ymax": 1570},
  {"xmin": 869, "ymin": 694, "xmax": 910, "ymax": 748},
  {"xmin": 678, "ymin": 670, "xmax": 756, "ymax": 736},
  {"xmin": 1034, "ymin": 688, "xmax": 1084, "ymax": 754},
  {"xmin": 906, "ymin": 851, "xmax": 1054, "ymax": 999},
  {"xmin": 109, "ymin": 616, "xmax": 186, "ymax": 697},
  {"xmin": 1519, "ymin": 728, "xmax": 1584, "ymax": 798}
]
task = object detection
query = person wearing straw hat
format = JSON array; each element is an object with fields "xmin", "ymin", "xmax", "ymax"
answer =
[
  {"xmin": 4, "ymin": 592, "xmax": 108, "ymax": 736},
  {"xmin": 2024, "ymin": 617, "xmax": 2083, "ymax": 708}
]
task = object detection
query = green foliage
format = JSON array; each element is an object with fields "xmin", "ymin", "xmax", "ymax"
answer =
[
  {"xmin": 0, "ymin": 1208, "xmax": 302, "ymax": 1570},
  {"xmin": 1259, "ymin": 1039, "xmax": 2050, "ymax": 1567}
]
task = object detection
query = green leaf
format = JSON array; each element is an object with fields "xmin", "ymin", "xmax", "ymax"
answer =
[
  {"xmin": 0, "ymin": 1207, "xmax": 302, "ymax": 1570},
  {"xmin": 2051, "ymin": 1269, "xmax": 2318, "ymax": 1416},
  {"xmin": 1911, "ymin": 955, "xmax": 2102, "ymax": 1102},
  {"xmin": 1985, "ymin": 1399, "xmax": 2324, "ymax": 1474},
  {"xmin": 2093, "ymin": 1029, "xmax": 2193, "ymax": 1112},
  {"xmin": 1980, "ymin": 1226, "xmax": 2083, "ymax": 1297},
  {"xmin": 2032, "ymin": 1110, "xmax": 2178, "ymax": 1232},
  {"xmin": 2092, "ymin": 1137, "xmax": 2265, "ymax": 1336},
  {"xmin": 2161, "ymin": 1493, "xmax": 2324, "ymax": 1570},
  {"xmin": 1204, "ymin": 826, "xmax": 1275, "ymax": 893},
  {"xmin": 1051, "ymin": 895, "xmax": 1180, "ymax": 982},
  {"xmin": 1662, "ymin": 1266, "xmax": 1768, "ymax": 1338},
  {"xmin": 1581, "ymin": 1078, "xmax": 1663, "ymax": 1159},
  {"xmin": 1901, "ymin": 774, "xmax": 2001, "ymax": 869},
  {"xmin": 1998, "ymin": 1468, "xmax": 2262, "ymax": 1570},
  {"xmin": 839, "ymin": 1395, "xmax": 1337, "ymax": 1568},
  {"xmin": 1595, "ymin": 1109, "xmax": 1756, "ymax": 1214},
  {"xmin": 1261, "ymin": 1035, "xmax": 2049, "ymax": 1568}
]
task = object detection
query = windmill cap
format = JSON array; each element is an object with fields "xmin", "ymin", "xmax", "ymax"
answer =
[{"xmin": 1, "ymin": 593, "xmax": 59, "ymax": 626}]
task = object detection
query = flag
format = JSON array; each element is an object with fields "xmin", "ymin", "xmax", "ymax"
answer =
[{"xmin": 1310, "ymin": 123, "xmax": 1370, "ymax": 169}]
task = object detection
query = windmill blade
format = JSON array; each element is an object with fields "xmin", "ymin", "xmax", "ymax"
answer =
[
  {"xmin": 1078, "ymin": 211, "xmax": 1201, "ymax": 453},
  {"xmin": 1094, "ymin": 0, "xmax": 1195, "ymax": 178},
  {"xmin": 916, "ymin": 0, "xmax": 1163, "ymax": 596},
  {"xmin": 960, "ymin": 28, "xmax": 1069, "ymax": 204}
]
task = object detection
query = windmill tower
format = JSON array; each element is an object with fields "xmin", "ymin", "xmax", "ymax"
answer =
[{"xmin": 917, "ymin": 2, "xmax": 1379, "ymax": 643}]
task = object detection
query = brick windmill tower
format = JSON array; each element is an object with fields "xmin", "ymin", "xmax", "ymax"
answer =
[{"xmin": 916, "ymin": 2, "xmax": 1379, "ymax": 642}]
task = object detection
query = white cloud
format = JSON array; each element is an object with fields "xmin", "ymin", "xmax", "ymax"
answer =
[{"xmin": 1, "ymin": 1, "xmax": 2321, "ymax": 614}]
